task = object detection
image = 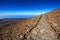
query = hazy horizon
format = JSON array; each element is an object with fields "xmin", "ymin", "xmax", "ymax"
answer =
[{"xmin": 0, "ymin": 0, "xmax": 60, "ymax": 18}]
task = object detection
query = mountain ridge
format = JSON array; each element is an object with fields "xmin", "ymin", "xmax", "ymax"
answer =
[{"xmin": 0, "ymin": 8, "xmax": 60, "ymax": 40}]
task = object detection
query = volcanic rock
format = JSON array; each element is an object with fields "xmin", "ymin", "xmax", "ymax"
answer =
[{"xmin": 0, "ymin": 8, "xmax": 60, "ymax": 40}]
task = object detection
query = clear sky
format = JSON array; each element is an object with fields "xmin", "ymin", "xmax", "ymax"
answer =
[{"xmin": 0, "ymin": 0, "xmax": 60, "ymax": 18}]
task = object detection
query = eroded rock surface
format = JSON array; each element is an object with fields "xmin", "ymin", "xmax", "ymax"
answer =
[
  {"xmin": 0, "ymin": 8, "xmax": 60, "ymax": 40},
  {"xmin": 26, "ymin": 15, "xmax": 58, "ymax": 40}
]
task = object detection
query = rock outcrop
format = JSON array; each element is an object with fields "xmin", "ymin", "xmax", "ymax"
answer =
[{"xmin": 0, "ymin": 8, "xmax": 60, "ymax": 40}]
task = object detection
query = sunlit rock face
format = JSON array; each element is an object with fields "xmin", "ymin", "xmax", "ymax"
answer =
[
  {"xmin": 0, "ymin": 8, "xmax": 60, "ymax": 40},
  {"xmin": 26, "ymin": 15, "xmax": 58, "ymax": 40}
]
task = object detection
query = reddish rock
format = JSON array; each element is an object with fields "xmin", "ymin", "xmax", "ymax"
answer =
[{"xmin": 0, "ymin": 8, "xmax": 60, "ymax": 40}]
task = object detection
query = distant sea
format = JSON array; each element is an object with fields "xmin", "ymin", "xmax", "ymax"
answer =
[{"xmin": 0, "ymin": 15, "xmax": 38, "ymax": 19}]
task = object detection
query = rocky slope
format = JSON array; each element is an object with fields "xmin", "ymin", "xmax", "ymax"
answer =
[{"xmin": 0, "ymin": 8, "xmax": 60, "ymax": 40}]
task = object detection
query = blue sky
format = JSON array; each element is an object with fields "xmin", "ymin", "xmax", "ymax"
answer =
[{"xmin": 0, "ymin": 0, "xmax": 60, "ymax": 18}]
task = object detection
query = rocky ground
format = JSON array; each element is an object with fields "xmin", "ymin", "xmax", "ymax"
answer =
[{"xmin": 0, "ymin": 8, "xmax": 60, "ymax": 40}]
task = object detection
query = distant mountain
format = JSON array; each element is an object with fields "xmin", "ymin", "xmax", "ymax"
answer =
[
  {"xmin": 0, "ymin": 18, "xmax": 25, "ymax": 24},
  {"xmin": 0, "ymin": 8, "xmax": 60, "ymax": 40}
]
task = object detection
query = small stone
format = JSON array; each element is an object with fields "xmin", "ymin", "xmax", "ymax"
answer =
[
  {"xmin": 20, "ymin": 35, "xmax": 23, "ymax": 38},
  {"xmin": 40, "ymin": 29, "xmax": 46, "ymax": 33},
  {"xmin": 32, "ymin": 30, "xmax": 37, "ymax": 34}
]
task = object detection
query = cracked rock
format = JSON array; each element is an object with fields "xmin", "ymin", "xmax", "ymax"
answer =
[{"xmin": 0, "ymin": 8, "xmax": 60, "ymax": 40}]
